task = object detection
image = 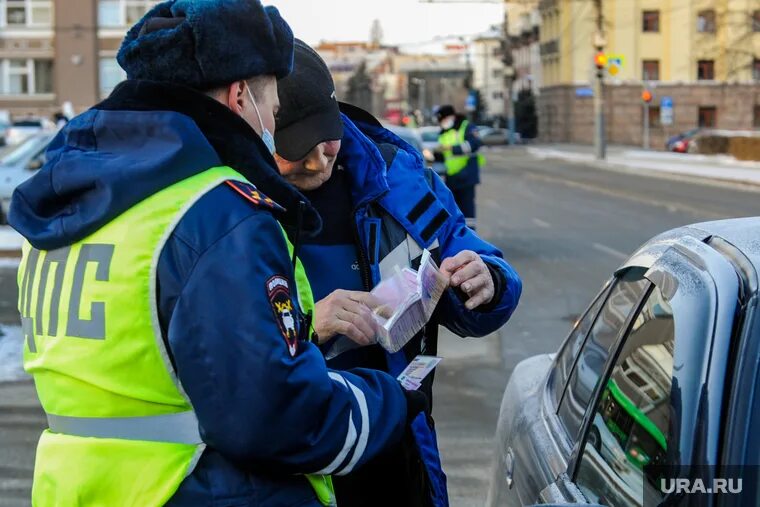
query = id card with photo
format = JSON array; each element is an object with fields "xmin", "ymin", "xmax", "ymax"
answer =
[{"xmin": 397, "ymin": 355, "xmax": 442, "ymax": 391}]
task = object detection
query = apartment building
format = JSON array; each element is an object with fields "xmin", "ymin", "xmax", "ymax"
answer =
[
  {"xmin": 0, "ymin": 0, "xmax": 159, "ymax": 117},
  {"xmin": 537, "ymin": 0, "xmax": 760, "ymax": 146}
]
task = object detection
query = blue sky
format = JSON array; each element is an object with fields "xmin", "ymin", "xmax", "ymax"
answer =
[{"xmin": 269, "ymin": 0, "xmax": 503, "ymax": 46}]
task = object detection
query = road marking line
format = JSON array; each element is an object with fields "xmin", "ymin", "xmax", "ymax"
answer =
[
  {"xmin": 525, "ymin": 172, "xmax": 725, "ymax": 220},
  {"xmin": 593, "ymin": 243, "xmax": 628, "ymax": 260},
  {"xmin": 532, "ymin": 218, "xmax": 551, "ymax": 228}
]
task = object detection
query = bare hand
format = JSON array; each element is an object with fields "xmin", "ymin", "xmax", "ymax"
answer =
[
  {"xmin": 439, "ymin": 251, "xmax": 494, "ymax": 310},
  {"xmin": 313, "ymin": 290, "xmax": 384, "ymax": 346}
]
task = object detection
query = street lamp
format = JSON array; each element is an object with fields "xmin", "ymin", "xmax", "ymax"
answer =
[{"xmin": 503, "ymin": 65, "xmax": 516, "ymax": 145}]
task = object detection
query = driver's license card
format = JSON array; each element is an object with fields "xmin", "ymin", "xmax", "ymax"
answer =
[{"xmin": 397, "ymin": 355, "xmax": 442, "ymax": 390}]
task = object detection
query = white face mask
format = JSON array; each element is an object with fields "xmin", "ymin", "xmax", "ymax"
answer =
[
  {"xmin": 440, "ymin": 116, "xmax": 455, "ymax": 130},
  {"xmin": 246, "ymin": 85, "xmax": 276, "ymax": 155}
]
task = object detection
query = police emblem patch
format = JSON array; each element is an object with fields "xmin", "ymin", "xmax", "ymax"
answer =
[{"xmin": 266, "ymin": 275, "xmax": 298, "ymax": 356}]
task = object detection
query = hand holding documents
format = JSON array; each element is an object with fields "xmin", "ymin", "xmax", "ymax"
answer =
[{"xmin": 371, "ymin": 250, "xmax": 449, "ymax": 353}]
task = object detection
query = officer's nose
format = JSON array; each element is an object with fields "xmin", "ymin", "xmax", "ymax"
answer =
[{"xmin": 304, "ymin": 142, "xmax": 333, "ymax": 173}]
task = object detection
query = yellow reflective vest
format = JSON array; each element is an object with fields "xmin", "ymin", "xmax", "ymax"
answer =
[{"xmin": 19, "ymin": 166, "xmax": 334, "ymax": 507}]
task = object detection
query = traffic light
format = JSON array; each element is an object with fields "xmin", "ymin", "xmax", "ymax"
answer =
[
  {"xmin": 641, "ymin": 89, "xmax": 653, "ymax": 103},
  {"xmin": 594, "ymin": 52, "xmax": 607, "ymax": 70},
  {"xmin": 594, "ymin": 52, "xmax": 607, "ymax": 80}
]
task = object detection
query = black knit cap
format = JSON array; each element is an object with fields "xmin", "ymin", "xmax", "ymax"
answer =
[
  {"xmin": 274, "ymin": 40, "xmax": 344, "ymax": 161},
  {"xmin": 117, "ymin": 0, "xmax": 294, "ymax": 90},
  {"xmin": 435, "ymin": 105, "xmax": 456, "ymax": 122}
]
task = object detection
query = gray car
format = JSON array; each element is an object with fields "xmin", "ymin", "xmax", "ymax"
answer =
[
  {"xmin": 0, "ymin": 131, "xmax": 55, "ymax": 222},
  {"xmin": 488, "ymin": 217, "xmax": 760, "ymax": 506}
]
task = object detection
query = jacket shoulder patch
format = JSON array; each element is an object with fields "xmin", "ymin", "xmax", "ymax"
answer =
[
  {"xmin": 266, "ymin": 275, "xmax": 298, "ymax": 357},
  {"xmin": 226, "ymin": 180, "xmax": 285, "ymax": 213}
]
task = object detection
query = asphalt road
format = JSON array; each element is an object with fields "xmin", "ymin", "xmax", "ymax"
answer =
[{"xmin": 1, "ymin": 146, "xmax": 760, "ymax": 506}]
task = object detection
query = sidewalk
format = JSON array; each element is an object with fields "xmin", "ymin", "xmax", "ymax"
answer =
[{"xmin": 527, "ymin": 144, "xmax": 760, "ymax": 188}]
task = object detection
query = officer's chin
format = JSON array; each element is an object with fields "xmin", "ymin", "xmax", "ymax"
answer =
[{"xmin": 291, "ymin": 170, "xmax": 332, "ymax": 191}]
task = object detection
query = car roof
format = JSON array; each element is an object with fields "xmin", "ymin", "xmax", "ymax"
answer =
[
  {"xmin": 675, "ymin": 217, "xmax": 760, "ymax": 267},
  {"xmin": 624, "ymin": 217, "xmax": 760, "ymax": 295}
]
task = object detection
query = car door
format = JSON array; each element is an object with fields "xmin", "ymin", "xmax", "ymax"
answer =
[
  {"xmin": 493, "ymin": 269, "xmax": 650, "ymax": 507},
  {"xmin": 540, "ymin": 240, "xmax": 739, "ymax": 506},
  {"xmin": 719, "ymin": 266, "xmax": 759, "ymax": 507}
]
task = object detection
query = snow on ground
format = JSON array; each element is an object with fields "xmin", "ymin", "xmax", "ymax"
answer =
[
  {"xmin": 0, "ymin": 257, "xmax": 20, "ymax": 268},
  {"xmin": 0, "ymin": 325, "xmax": 26, "ymax": 382},
  {"xmin": 0, "ymin": 226, "xmax": 23, "ymax": 251},
  {"xmin": 527, "ymin": 146, "xmax": 760, "ymax": 187}
]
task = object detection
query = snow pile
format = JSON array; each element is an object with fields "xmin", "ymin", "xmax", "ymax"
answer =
[
  {"xmin": 0, "ymin": 325, "xmax": 27, "ymax": 382},
  {"xmin": 0, "ymin": 226, "xmax": 23, "ymax": 252},
  {"xmin": 527, "ymin": 147, "xmax": 760, "ymax": 187}
]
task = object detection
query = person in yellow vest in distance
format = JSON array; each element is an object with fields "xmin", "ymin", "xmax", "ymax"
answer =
[
  {"xmin": 434, "ymin": 105, "xmax": 486, "ymax": 230},
  {"xmin": 8, "ymin": 1, "xmax": 426, "ymax": 506}
]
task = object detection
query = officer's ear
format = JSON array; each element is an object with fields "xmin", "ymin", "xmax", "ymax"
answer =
[
  {"xmin": 225, "ymin": 80, "xmax": 248, "ymax": 116},
  {"xmin": 204, "ymin": 80, "xmax": 246, "ymax": 115}
]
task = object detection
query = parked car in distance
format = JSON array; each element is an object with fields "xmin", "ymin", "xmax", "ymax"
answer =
[
  {"xmin": 0, "ymin": 131, "xmax": 56, "ymax": 222},
  {"xmin": 384, "ymin": 123, "xmax": 424, "ymax": 153},
  {"xmin": 477, "ymin": 126, "xmax": 520, "ymax": 146},
  {"xmin": 0, "ymin": 119, "xmax": 10, "ymax": 147},
  {"xmin": 5, "ymin": 118, "xmax": 54, "ymax": 147},
  {"xmin": 665, "ymin": 128, "xmax": 701, "ymax": 153},
  {"xmin": 418, "ymin": 125, "xmax": 440, "ymax": 152},
  {"xmin": 488, "ymin": 217, "xmax": 760, "ymax": 506}
]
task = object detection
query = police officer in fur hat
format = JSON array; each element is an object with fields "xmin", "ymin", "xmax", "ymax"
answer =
[{"xmin": 9, "ymin": 2, "xmax": 426, "ymax": 505}]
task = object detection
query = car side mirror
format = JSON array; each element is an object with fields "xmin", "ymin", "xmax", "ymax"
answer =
[{"xmin": 27, "ymin": 159, "xmax": 43, "ymax": 171}]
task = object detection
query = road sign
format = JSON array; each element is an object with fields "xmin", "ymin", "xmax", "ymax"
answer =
[
  {"xmin": 660, "ymin": 96, "xmax": 674, "ymax": 126},
  {"xmin": 606, "ymin": 54, "xmax": 625, "ymax": 77},
  {"xmin": 465, "ymin": 91, "xmax": 477, "ymax": 112}
]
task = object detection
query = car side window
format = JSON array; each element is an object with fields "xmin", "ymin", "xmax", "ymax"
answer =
[
  {"xmin": 550, "ymin": 284, "xmax": 610, "ymax": 408},
  {"xmin": 558, "ymin": 270, "xmax": 649, "ymax": 440},
  {"xmin": 574, "ymin": 284, "xmax": 674, "ymax": 507},
  {"xmin": 27, "ymin": 147, "xmax": 47, "ymax": 170}
]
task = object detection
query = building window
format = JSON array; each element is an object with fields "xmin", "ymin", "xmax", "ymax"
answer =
[
  {"xmin": 753, "ymin": 10, "xmax": 760, "ymax": 32},
  {"xmin": 34, "ymin": 59, "xmax": 52, "ymax": 93},
  {"xmin": 698, "ymin": 106, "xmax": 717, "ymax": 128},
  {"xmin": 754, "ymin": 58, "xmax": 760, "ymax": 81},
  {"xmin": 1, "ymin": 0, "xmax": 53, "ymax": 27},
  {"xmin": 98, "ymin": 0, "xmax": 157, "ymax": 27},
  {"xmin": 8, "ymin": 59, "xmax": 29, "ymax": 94},
  {"xmin": 492, "ymin": 68, "xmax": 502, "ymax": 79},
  {"xmin": 642, "ymin": 60, "xmax": 660, "ymax": 81},
  {"xmin": 642, "ymin": 10, "xmax": 660, "ymax": 32},
  {"xmin": 0, "ymin": 58, "xmax": 53, "ymax": 95},
  {"xmin": 697, "ymin": 10, "xmax": 716, "ymax": 33},
  {"xmin": 754, "ymin": 105, "xmax": 760, "ymax": 128},
  {"xmin": 99, "ymin": 57, "xmax": 126, "ymax": 98},
  {"xmin": 493, "ymin": 91, "xmax": 503, "ymax": 100},
  {"xmin": 698, "ymin": 60, "xmax": 715, "ymax": 80}
]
